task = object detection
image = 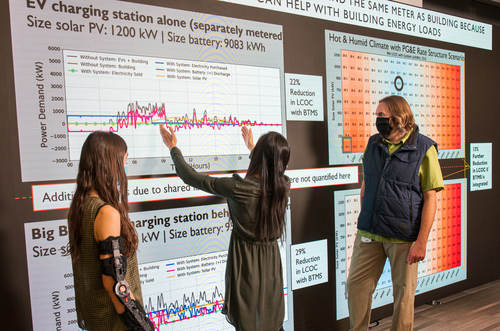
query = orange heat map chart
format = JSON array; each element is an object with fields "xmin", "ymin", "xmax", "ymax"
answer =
[
  {"xmin": 326, "ymin": 32, "xmax": 465, "ymax": 165},
  {"xmin": 419, "ymin": 182, "xmax": 462, "ymax": 277},
  {"xmin": 334, "ymin": 179, "xmax": 467, "ymax": 320}
]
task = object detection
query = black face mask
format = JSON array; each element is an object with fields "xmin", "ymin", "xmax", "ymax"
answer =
[{"xmin": 376, "ymin": 117, "xmax": 393, "ymax": 138}]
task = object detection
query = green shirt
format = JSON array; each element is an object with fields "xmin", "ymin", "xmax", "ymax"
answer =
[{"xmin": 358, "ymin": 131, "xmax": 444, "ymax": 243}]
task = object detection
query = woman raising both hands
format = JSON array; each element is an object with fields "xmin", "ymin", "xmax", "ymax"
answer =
[{"xmin": 159, "ymin": 124, "xmax": 290, "ymax": 331}]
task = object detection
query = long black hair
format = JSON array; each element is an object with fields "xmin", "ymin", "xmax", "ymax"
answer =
[
  {"xmin": 68, "ymin": 131, "xmax": 138, "ymax": 260},
  {"xmin": 246, "ymin": 131, "xmax": 290, "ymax": 242}
]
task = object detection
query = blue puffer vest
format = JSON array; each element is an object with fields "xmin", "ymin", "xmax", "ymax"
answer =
[{"xmin": 357, "ymin": 128, "xmax": 437, "ymax": 241}]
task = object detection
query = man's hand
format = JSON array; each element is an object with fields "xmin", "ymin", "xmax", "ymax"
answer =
[{"xmin": 407, "ymin": 240, "xmax": 426, "ymax": 265}]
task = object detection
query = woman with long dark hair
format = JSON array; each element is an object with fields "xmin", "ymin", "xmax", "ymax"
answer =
[
  {"xmin": 68, "ymin": 131, "xmax": 153, "ymax": 331},
  {"xmin": 159, "ymin": 124, "xmax": 291, "ymax": 331}
]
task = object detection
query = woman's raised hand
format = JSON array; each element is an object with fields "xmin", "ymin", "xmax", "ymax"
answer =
[
  {"xmin": 159, "ymin": 124, "xmax": 177, "ymax": 150},
  {"xmin": 241, "ymin": 126, "xmax": 254, "ymax": 151}
]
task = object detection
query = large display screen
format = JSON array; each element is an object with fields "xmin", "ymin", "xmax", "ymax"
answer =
[
  {"xmin": 24, "ymin": 205, "xmax": 294, "ymax": 330},
  {"xmin": 10, "ymin": 0, "xmax": 285, "ymax": 182}
]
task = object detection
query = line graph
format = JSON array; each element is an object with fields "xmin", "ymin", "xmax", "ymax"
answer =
[
  {"xmin": 63, "ymin": 50, "xmax": 284, "ymax": 160},
  {"xmin": 140, "ymin": 252, "xmax": 231, "ymax": 330},
  {"xmin": 139, "ymin": 246, "xmax": 289, "ymax": 330},
  {"xmin": 146, "ymin": 285, "xmax": 225, "ymax": 329},
  {"xmin": 12, "ymin": 8, "xmax": 286, "ymax": 181},
  {"xmin": 67, "ymin": 102, "xmax": 280, "ymax": 133}
]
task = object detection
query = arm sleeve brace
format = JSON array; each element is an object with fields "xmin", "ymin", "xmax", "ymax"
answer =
[{"xmin": 98, "ymin": 236, "xmax": 154, "ymax": 330}]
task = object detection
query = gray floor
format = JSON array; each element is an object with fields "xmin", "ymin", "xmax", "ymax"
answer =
[{"xmin": 372, "ymin": 279, "xmax": 500, "ymax": 331}]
